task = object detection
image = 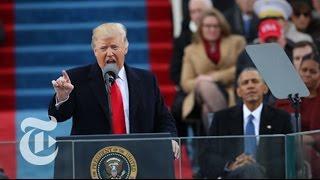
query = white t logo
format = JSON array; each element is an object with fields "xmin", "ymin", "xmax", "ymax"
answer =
[
  {"xmin": 19, "ymin": 116, "xmax": 58, "ymax": 165},
  {"xmin": 261, "ymin": 24, "xmax": 277, "ymax": 33}
]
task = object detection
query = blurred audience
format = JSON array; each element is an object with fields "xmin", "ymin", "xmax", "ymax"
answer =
[
  {"xmin": 170, "ymin": 0, "xmax": 213, "ymax": 86},
  {"xmin": 168, "ymin": 0, "xmax": 320, "ymax": 177},
  {"xmin": 254, "ymin": 0, "xmax": 313, "ymax": 43},
  {"xmin": 224, "ymin": 0, "xmax": 259, "ymax": 43},
  {"xmin": 180, "ymin": 8, "xmax": 245, "ymax": 134},
  {"xmin": 312, "ymin": 0, "xmax": 320, "ymax": 19},
  {"xmin": 170, "ymin": 0, "xmax": 213, "ymax": 137},
  {"xmin": 276, "ymin": 54, "xmax": 320, "ymax": 131},
  {"xmin": 292, "ymin": 41, "xmax": 319, "ymax": 69},
  {"xmin": 173, "ymin": 0, "xmax": 235, "ymax": 34},
  {"xmin": 290, "ymin": 0, "xmax": 320, "ymax": 52},
  {"xmin": 291, "ymin": 1, "xmax": 314, "ymax": 32},
  {"xmin": 276, "ymin": 53, "xmax": 320, "ymax": 178},
  {"xmin": 211, "ymin": 0, "xmax": 235, "ymax": 12}
]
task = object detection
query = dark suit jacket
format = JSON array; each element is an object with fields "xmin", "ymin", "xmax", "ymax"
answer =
[
  {"xmin": 224, "ymin": 4, "xmax": 259, "ymax": 43},
  {"xmin": 170, "ymin": 25, "xmax": 192, "ymax": 86},
  {"xmin": 199, "ymin": 104, "xmax": 292, "ymax": 178},
  {"xmin": 48, "ymin": 63, "xmax": 177, "ymax": 136}
]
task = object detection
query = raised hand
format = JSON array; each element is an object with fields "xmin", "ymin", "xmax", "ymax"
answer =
[{"xmin": 52, "ymin": 70, "xmax": 74, "ymax": 102}]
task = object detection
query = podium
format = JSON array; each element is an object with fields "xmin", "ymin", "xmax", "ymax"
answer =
[{"xmin": 53, "ymin": 133, "xmax": 175, "ymax": 179}]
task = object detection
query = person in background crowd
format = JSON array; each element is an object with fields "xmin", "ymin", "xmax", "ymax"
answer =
[
  {"xmin": 224, "ymin": 0, "xmax": 259, "ymax": 43},
  {"xmin": 311, "ymin": 0, "xmax": 320, "ymax": 19},
  {"xmin": 170, "ymin": 0, "xmax": 213, "ymax": 87},
  {"xmin": 170, "ymin": 0, "xmax": 213, "ymax": 137},
  {"xmin": 276, "ymin": 54, "xmax": 320, "ymax": 132},
  {"xmin": 254, "ymin": 0, "xmax": 313, "ymax": 43},
  {"xmin": 290, "ymin": 0, "xmax": 320, "ymax": 52},
  {"xmin": 180, "ymin": 8, "xmax": 246, "ymax": 134},
  {"xmin": 235, "ymin": 18, "xmax": 293, "ymax": 105},
  {"xmin": 236, "ymin": 18, "xmax": 289, "ymax": 79},
  {"xmin": 276, "ymin": 54, "xmax": 320, "ymax": 178},
  {"xmin": 172, "ymin": 0, "xmax": 235, "ymax": 36},
  {"xmin": 292, "ymin": 41, "xmax": 319, "ymax": 70},
  {"xmin": 199, "ymin": 68, "xmax": 292, "ymax": 179}
]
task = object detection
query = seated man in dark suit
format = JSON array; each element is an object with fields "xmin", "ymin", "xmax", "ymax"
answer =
[
  {"xmin": 48, "ymin": 22, "xmax": 179, "ymax": 159},
  {"xmin": 199, "ymin": 67, "xmax": 293, "ymax": 178}
]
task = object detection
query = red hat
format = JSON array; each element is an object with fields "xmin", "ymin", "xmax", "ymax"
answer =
[{"xmin": 258, "ymin": 19, "xmax": 282, "ymax": 43}]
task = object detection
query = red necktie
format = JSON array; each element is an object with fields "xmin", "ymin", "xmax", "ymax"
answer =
[{"xmin": 110, "ymin": 82, "xmax": 126, "ymax": 134}]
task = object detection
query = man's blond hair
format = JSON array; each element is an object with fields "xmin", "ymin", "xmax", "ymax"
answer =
[{"xmin": 91, "ymin": 23, "xmax": 129, "ymax": 49}]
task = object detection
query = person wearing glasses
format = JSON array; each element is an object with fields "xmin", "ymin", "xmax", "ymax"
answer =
[
  {"xmin": 290, "ymin": 0, "xmax": 320, "ymax": 52},
  {"xmin": 180, "ymin": 8, "xmax": 246, "ymax": 134}
]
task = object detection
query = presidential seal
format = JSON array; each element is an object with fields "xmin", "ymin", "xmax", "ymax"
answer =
[{"xmin": 90, "ymin": 146, "xmax": 138, "ymax": 179}]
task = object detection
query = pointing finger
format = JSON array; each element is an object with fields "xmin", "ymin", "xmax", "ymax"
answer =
[
  {"xmin": 56, "ymin": 76, "xmax": 67, "ymax": 86},
  {"xmin": 56, "ymin": 78, "xmax": 63, "ymax": 87},
  {"xmin": 62, "ymin": 70, "xmax": 71, "ymax": 83},
  {"xmin": 52, "ymin": 80, "xmax": 59, "ymax": 87}
]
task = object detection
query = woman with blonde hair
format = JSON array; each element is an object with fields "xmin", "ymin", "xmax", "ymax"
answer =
[{"xmin": 180, "ymin": 8, "xmax": 246, "ymax": 134}]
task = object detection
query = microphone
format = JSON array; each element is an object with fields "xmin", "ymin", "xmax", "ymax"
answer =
[
  {"xmin": 102, "ymin": 63, "xmax": 120, "ymax": 126},
  {"xmin": 102, "ymin": 63, "xmax": 119, "ymax": 85}
]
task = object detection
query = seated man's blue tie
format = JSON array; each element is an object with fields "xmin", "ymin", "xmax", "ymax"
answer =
[{"xmin": 245, "ymin": 114, "xmax": 257, "ymax": 155}]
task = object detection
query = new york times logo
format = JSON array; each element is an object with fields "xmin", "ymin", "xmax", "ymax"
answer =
[{"xmin": 19, "ymin": 116, "xmax": 58, "ymax": 165}]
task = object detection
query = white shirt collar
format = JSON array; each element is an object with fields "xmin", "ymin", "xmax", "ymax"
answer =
[
  {"xmin": 189, "ymin": 21, "xmax": 198, "ymax": 33},
  {"xmin": 242, "ymin": 13, "xmax": 252, "ymax": 21},
  {"xmin": 243, "ymin": 103, "xmax": 263, "ymax": 121},
  {"xmin": 117, "ymin": 66, "xmax": 125, "ymax": 81},
  {"xmin": 243, "ymin": 103, "xmax": 263, "ymax": 136},
  {"xmin": 100, "ymin": 65, "xmax": 125, "ymax": 80}
]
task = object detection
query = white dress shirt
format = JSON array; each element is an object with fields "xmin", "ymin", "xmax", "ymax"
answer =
[
  {"xmin": 116, "ymin": 66, "xmax": 130, "ymax": 134},
  {"xmin": 242, "ymin": 13, "xmax": 252, "ymax": 23},
  {"xmin": 243, "ymin": 103, "xmax": 263, "ymax": 138}
]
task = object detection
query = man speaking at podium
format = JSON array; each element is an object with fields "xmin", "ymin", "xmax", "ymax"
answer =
[{"xmin": 48, "ymin": 23, "xmax": 179, "ymax": 158}]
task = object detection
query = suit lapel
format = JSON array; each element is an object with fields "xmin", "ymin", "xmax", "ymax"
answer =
[
  {"xmin": 88, "ymin": 63, "xmax": 110, "ymax": 122},
  {"xmin": 234, "ymin": 6, "xmax": 245, "ymax": 34},
  {"xmin": 125, "ymin": 65, "xmax": 141, "ymax": 133},
  {"xmin": 229, "ymin": 106, "xmax": 244, "ymax": 135},
  {"xmin": 259, "ymin": 105, "xmax": 273, "ymax": 135},
  {"xmin": 228, "ymin": 105, "xmax": 245, "ymax": 154}
]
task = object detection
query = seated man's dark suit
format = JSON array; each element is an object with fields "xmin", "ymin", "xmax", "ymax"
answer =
[
  {"xmin": 48, "ymin": 63, "xmax": 177, "ymax": 136},
  {"xmin": 199, "ymin": 104, "xmax": 292, "ymax": 178}
]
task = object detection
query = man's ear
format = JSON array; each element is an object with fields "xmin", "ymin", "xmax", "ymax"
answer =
[
  {"xmin": 93, "ymin": 48, "xmax": 98, "ymax": 57},
  {"xmin": 236, "ymin": 87, "xmax": 241, "ymax": 98},
  {"xmin": 123, "ymin": 46, "xmax": 128, "ymax": 55},
  {"xmin": 263, "ymin": 84, "xmax": 269, "ymax": 94}
]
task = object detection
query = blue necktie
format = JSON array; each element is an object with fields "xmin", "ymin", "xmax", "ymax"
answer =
[
  {"xmin": 245, "ymin": 114, "xmax": 257, "ymax": 155},
  {"xmin": 243, "ymin": 18, "xmax": 251, "ymax": 37}
]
